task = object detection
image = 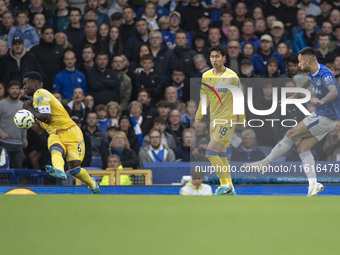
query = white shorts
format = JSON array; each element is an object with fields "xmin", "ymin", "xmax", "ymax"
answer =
[{"xmin": 303, "ymin": 112, "xmax": 338, "ymax": 141}]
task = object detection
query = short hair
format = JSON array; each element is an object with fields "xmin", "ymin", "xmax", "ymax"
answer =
[
  {"xmin": 17, "ymin": 9, "xmax": 29, "ymax": 17},
  {"xmin": 69, "ymin": 7, "xmax": 81, "ymax": 15},
  {"xmin": 7, "ymin": 80, "xmax": 21, "ymax": 89},
  {"xmin": 193, "ymin": 54, "xmax": 207, "ymax": 64},
  {"xmin": 267, "ymin": 58, "xmax": 278, "ymax": 66},
  {"xmin": 141, "ymin": 54, "xmax": 154, "ymax": 62},
  {"xmin": 241, "ymin": 129, "xmax": 256, "ymax": 139},
  {"xmin": 83, "ymin": 43, "xmax": 94, "ymax": 52},
  {"xmin": 85, "ymin": 19, "xmax": 97, "ymax": 26},
  {"xmin": 221, "ymin": 8, "xmax": 233, "ymax": 16},
  {"xmin": 138, "ymin": 89, "xmax": 150, "ymax": 98},
  {"xmin": 297, "ymin": 47, "xmax": 316, "ymax": 57},
  {"xmin": 128, "ymin": 101, "xmax": 143, "ymax": 111},
  {"xmin": 148, "ymin": 128, "xmax": 161, "ymax": 136},
  {"xmin": 123, "ymin": 5, "xmax": 135, "ymax": 12},
  {"xmin": 135, "ymin": 18, "xmax": 147, "ymax": 24},
  {"xmin": 23, "ymin": 72, "xmax": 42, "ymax": 83},
  {"xmin": 156, "ymin": 100, "xmax": 171, "ymax": 108},
  {"xmin": 318, "ymin": 33, "xmax": 330, "ymax": 40},
  {"xmin": 209, "ymin": 44, "xmax": 226, "ymax": 57},
  {"xmin": 41, "ymin": 26, "xmax": 53, "ymax": 34},
  {"xmin": 153, "ymin": 116, "xmax": 166, "ymax": 125},
  {"xmin": 87, "ymin": 111, "xmax": 98, "ymax": 118},
  {"xmin": 158, "ymin": 15, "xmax": 170, "ymax": 27},
  {"xmin": 95, "ymin": 51, "xmax": 109, "ymax": 59},
  {"xmin": 2, "ymin": 10, "xmax": 14, "ymax": 18},
  {"xmin": 107, "ymin": 154, "xmax": 121, "ymax": 163},
  {"xmin": 182, "ymin": 128, "xmax": 195, "ymax": 137},
  {"xmin": 95, "ymin": 104, "xmax": 107, "ymax": 112},
  {"xmin": 172, "ymin": 66, "xmax": 185, "ymax": 74},
  {"xmin": 305, "ymin": 14, "xmax": 316, "ymax": 21},
  {"xmin": 286, "ymin": 55, "xmax": 298, "ymax": 64},
  {"xmin": 243, "ymin": 18, "xmax": 255, "ymax": 26}
]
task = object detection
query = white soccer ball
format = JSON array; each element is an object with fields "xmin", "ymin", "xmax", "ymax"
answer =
[{"xmin": 14, "ymin": 110, "xmax": 35, "ymax": 129}]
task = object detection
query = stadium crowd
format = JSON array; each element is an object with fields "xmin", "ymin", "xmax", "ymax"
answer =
[{"xmin": 0, "ymin": 0, "xmax": 340, "ymax": 170}]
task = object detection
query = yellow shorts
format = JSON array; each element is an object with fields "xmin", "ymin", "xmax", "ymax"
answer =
[
  {"xmin": 48, "ymin": 125, "xmax": 85, "ymax": 163},
  {"xmin": 210, "ymin": 122, "xmax": 235, "ymax": 147}
]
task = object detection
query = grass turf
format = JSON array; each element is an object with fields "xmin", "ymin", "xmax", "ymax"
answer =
[{"xmin": 0, "ymin": 195, "xmax": 339, "ymax": 255}]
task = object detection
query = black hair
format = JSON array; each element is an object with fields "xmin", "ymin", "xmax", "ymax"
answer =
[
  {"xmin": 208, "ymin": 44, "xmax": 226, "ymax": 57},
  {"xmin": 297, "ymin": 47, "xmax": 316, "ymax": 57},
  {"xmin": 23, "ymin": 72, "xmax": 42, "ymax": 82}
]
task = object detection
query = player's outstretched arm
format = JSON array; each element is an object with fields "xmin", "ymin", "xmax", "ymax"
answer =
[
  {"xmin": 22, "ymin": 100, "xmax": 52, "ymax": 124},
  {"xmin": 310, "ymin": 85, "xmax": 338, "ymax": 106}
]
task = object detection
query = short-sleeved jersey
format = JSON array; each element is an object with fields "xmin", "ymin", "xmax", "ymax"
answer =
[
  {"xmin": 308, "ymin": 64, "xmax": 340, "ymax": 120},
  {"xmin": 33, "ymin": 89, "xmax": 75, "ymax": 134},
  {"xmin": 195, "ymin": 67, "xmax": 245, "ymax": 122}
]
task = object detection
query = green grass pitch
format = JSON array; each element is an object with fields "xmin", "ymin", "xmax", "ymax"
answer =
[{"xmin": 0, "ymin": 195, "xmax": 339, "ymax": 255}]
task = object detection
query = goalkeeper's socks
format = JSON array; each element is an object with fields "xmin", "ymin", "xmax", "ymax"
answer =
[
  {"xmin": 51, "ymin": 147, "xmax": 65, "ymax": 171},
  {"xmin": 299, "ymin": 151, "xmax": 317, "ymax": 186},
  {"xmin": 69, "ymin": 168, "xmax": 96, "ymax": 189},
  {"xmin": 263, "ymin": 135, "xmax": 294, "ymax": 165}
]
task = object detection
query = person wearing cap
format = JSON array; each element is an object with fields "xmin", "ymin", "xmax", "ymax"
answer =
[
  {"xmin": 293, "ymin": 14, "xmax": 318, "ymax": 54},
  {"xmin": 270, "ymin": 20, "xmax": 293, "ymax": 50},
  {"xmin": 250, "ymin": 34, "xmax": 286, "ymax": 76},
  {"xmin": 161, "ymin": 11, "xmax": 191, "ymax": 50},
  {"xmin": 180, "ymin": 0, "xmax": 207, "ymax": 32},
  {"xmin": 193, "ymin": 10, "xmax": 211, "ymax": 38},
  {"xmin": 3, "ymin": 36, "xmax": 44, "ymax": 85},
  {"xmin": 180, "ymin": 169, "xmax": 212, "ymax": 196},
  {"xmin": 84, "ymin": 0, "xmax": 110, "ymax": 26},
  {"xmin": 21, "ymin": 71, "xmax": 101, "ymax": 193},
  {"xmin": 239, "ymin": 58, "xmax": 256, "ymax": 78},
  {"xmin": 110, "ymin": 12, "xmax": 123, "ymax": 28},
  {"xmin": 7, "ymin": 10, "xmax": 40, "ymax": 49}
]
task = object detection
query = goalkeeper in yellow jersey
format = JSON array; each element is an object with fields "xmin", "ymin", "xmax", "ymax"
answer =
[
  {"xmin": 194, "ymin": 45, "xmax": 245, "ymax": 195},
  {"xmin": 21, "ymin": 72, "xmax": 100, "ymax": 194}
]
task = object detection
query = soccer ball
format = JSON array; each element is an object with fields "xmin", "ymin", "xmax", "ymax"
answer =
[{"xmin": 14, "ymin": 110, "xmax": 35, "ymax": 129}]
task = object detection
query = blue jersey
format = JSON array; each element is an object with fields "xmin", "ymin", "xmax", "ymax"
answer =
[{"xmin": 308, "ymin": 64, "xmax": 340, "ymax": 120}]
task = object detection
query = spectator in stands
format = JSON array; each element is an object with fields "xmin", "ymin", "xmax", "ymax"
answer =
[
  {"xmin": 0, "ymin": 11, "xmax": 15, "ymax": 39},
  {"xmin": 82, "ymin": 111, "xmax": 106, "ymax": 158},
  {"xmin": 254, "ymin": 18, "xmax": 267, "ymax": 38},
  {"xmin": 112, "ymin": 54, "xmax": 132, "ymax": 111},
  {"xmin": 85, "ymin": 94, "xmax": 95, "ymax": 112},
  {"xmin": 138, "ymin": 128, "xmax": 175, "ymax": 168},
  {"xmin": 107, "ymin": 101, "xmax": 121, "ymax": 127},
  {"xmin": 315, "ymin": 34, "xmax": 336, "ymax": 65},
  {"xmin": 164, "ymin": 86, "xmax": 186, "ymax": 113},
  {"xmin": 108, "ymin": 26, "xmax": 123, "ymax": 58},
  {"xmin": 30, "ymin": 26, "xmax": 64, "ymax": 92},
  {"xmin": 239, "ymin": 58, "xmax": 256, "ymax": 79},
  {"xmin": 64, "ymin": 7, "xmax": 85, "ymax": 47},
  {"xmin": 0, "ymin": 80, "xmax": 27, "ymax": 168},
  {"xmin": 297, "ymin": 0, "xmax": 321, "ymax": 16},
  {"xmin": 7, "ymin": 10, "xmax": 39, "ymax": 49},
  {"xmin": 294, "ymin": 15, "xmax": 319, "ymax": 54},
  {"xmin": 4, "ymin": 36, "xmax": 44, "ymax": 84},
  {"xmin": 233, "ymin": 2, "xmax": 247, "ymax": 30},
  {"xmin": 87, "ymin": 51, "xmax": 120, "ymax": 105},
  {"xmin": 156, "ymin": 100, "xmax": 171, "ymax": 122},
  {"xmin": 52, "ymin": 50, "xmax": 87, "ymax": 100},
  {"xmin": 85, "ymin": 0, "xmax": 110, "ymax": 26},
  {"xmin": 132, "ymin": 54, "xmax": 161, "ymax": 103},
  {"xmin": 166, "ymin": 109, "xmax": 188, "ymax": 144},
  {"xmin": 181, "ymin": 100, "xmax": 197, "ymax": 124},
  {"xmin": 173, "ymin": 31, "xmax": 196, "ymax": 78},
  {"xmin": 270, "ymin": 21, "xmax": 293, "ymax": 51},
  {"xmin": 180, "ymin": 0, "xmax": 206, "ymax": 32},
  {"xmin": 108, "ymin": 0, "xmax": 128, "ymax": 19},
  {"xmin": 55, "ymin": 32, "xmax": 73, "ymax": 50},
  {"xmin": 32, "ymin": 13, "xmax": 46, "ymax": 38},
  {"xmin": 280, "ymin": 55, "xmax": 300, "ymax": 78},
  {"xmin": 95, "ymin": 104, "xmax": 113, "ymax": 134},
  {"xmin": 141, "ymin": 2, "xmax": 159, "ymax": 31},
  {"xmin": 174, "ymin": 128, "xmax": 196, "ymax": 161},
  {"xmin": 334, "ymin": 56, "xmax": 340, "ymax": 79},
  {"xmin": 281, "ymin": 0, "xmax": 298, "ymax": 33},
  {"xmin": 104, "ymin": 131, "xmax": 139, "ymax": 169},
  {"xmin": 193, "ymin": 54, "xmax": 210, "ymax": 77},
  {"xmin": 118, "ymin": 115, "xmax": 139, "ymax": 154},
  {"xmin": 137, "ymin": 90, "xmax": 158, "ymax": 119},
  {"xmin": 76, "ymin": 44, "xmax": 95, "ymax": 75},
  {"xmin": 265, "ymin": 58, "xmax": 279, "ymax": 78},
  {"xmin": 100, "ymin": 154, "xmax": 132, "ymax": 186},
  {"xmin": 231, "ymin": 129, "xmax": 265, "ymax": 162},
  {"xmin": 251, "ymin": 34, "xmax": 286, "ymax": 76},
  {"xmin": 120, "ymin": 6, "xmax": 136, "ymax": 44},
  {"xmin": 29, "ymin": 0, "xmax": 54, "ymax": 28},
  {"xmin": 219, "ymin": 8, "xmax": 233, "ymax": 41},
  {"xmin": 225, "ymin": 25, "xmax": 240, "ymax": 44},
  {"xmin": 164, "ymin": 67, "xmax": 190, "ymax": 102},
  {"xmin": 161, "ymin": 11, "xmax": 191, "ymax": 50},
  {"xmin": 323, "ymin": 121, "xmax": 340, "ymax": 161},
  {"xmin": 321, "ymin": 21, "xmax": 336, "ymax": 51},
  {"xmin": 123, "ymin": 18, "xmax": 149, "ymax": 61},
  {"xmin": 67, "ymin": 87, "xmax": 86, "ymax": 124},
  {"xmin": 276, "ymin": 42, "xmax": 291, "ymax": 63},
  {"xmin": 193, "ymin": 11, "xmax": 211, "ymax": 38},
  {"xmin": 329, "ymin": 9, "xmax": 340, "ymax": 28},
  {"xmin": 180, "ymin": 169, "xmax": 212, "ymax": 195},
  {"xmin": 98, "ymin": 22, "xmax": 109, "ymax": 41},
  {"xmin": 291, "ymin": 9, "xmax": 307, "ymax": 39},
  {"xmin": 316, "ymin": 0, "xmax": 333, "ymax": 26},
  {"xmin": 148, "ymin": 30, "xmax": 178, "ymax": 84},
  {"xmin": 129, "ymin": 44, "xmax": 151, "ymax": 75},
  {"xmin": 142, "ymin": 116, "xmax": 176, "ymax": 150},
  {"xmin": 263, "ymin": 0, "xmax": 284, "ymax": 19},
  {"xmin": 208, "ymin": 26, "xmax": 223, "ymax": 47},
  {"xmin": 0, "ymin": 82, "xmax": 5, "ymax": 100},
  {"xmin": 55, "ymin": 0, "xmax": 70, "ymax": 32},
  {"xmin": 226, "ymin": 39, "xmax": 242, "ymax": 75},
  {"xmin": 192, "ymin": 33, "xmax": 209, "ymax": 61},
  {"xmin": 136, "ymin": 0, "xmax": 169, "ymax": 19},
  {"xmin": 252, "ymin": 6, "xmax": 263, "ymax": 21},
  {"xmin": 110, "ymin": 13, "xmax": 124, "ymax": 29},
  {"xmin": 241, "ymin": 42, "xmax": 255, "ymax": 59},
  {"xmin": 335, "ymin": 25, "xmax": 340, "ymax": 57},
  {"xmin": 128, "ymin": 101, "xmax": 153, "ymax": 141},
  {"xmin": 240, "ymin": 18, "xmax": 260, "ymax": 51}
]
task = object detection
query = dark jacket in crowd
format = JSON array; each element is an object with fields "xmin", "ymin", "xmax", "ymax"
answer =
[
  {"xmin": 132, "ymin": 69, "xmax": 161, "ymax": 102},
  {"xmin": 180, "ymin": 3, "xmax": 207, "ymax": 32},
  {"xmin": 64, "ymin": 25, "xmax": 85, "ymax": 47},
  {"xmin": 82, "ymin": 126, "xmax": 106, "ymax": 157},
  {"xmin": 102, "ymin": 147, "xmax": 139, "ymax": 169},
  {"xmin": 153, "ymin": 43, "xmax": 178, "ymax": 83},
  {"xmin": 173, "ymin": 46, "xmax": 197, "ymax": 78},
  {"xmin": 30, "ymin": 39, "xmax": 64, "ymax": 91},
  {"xmin": 251, "ymin": 49, "xmax": 286, "ymax": 76},
  {"xmin": 124, "ymin": 34, "xmax": 149, "ymax": 61},
  {"xmin": 174, "ymin": 142, "xmax": 191, "ymax": 162},
  {"xmin": 86, "ymin": 66, "xmax": 121, "ymax": 105},
  {"xmin": 120, "ymin": 22, "xmax": 136, "ymax": 44},
  {"xmin": 231, "ymin": 145, "xmax": 265, "ymax": 162},
  {"xmin": 73, "ymin": 37, "xmax": 110, "ymax": 62}
]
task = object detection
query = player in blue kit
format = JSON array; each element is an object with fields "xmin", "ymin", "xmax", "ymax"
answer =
[{"xmin": 245, "ymin": 47, "xmax": 340, "ymax": 196}]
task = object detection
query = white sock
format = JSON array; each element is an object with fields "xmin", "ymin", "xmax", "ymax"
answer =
[
  {"xmin": 262, "ymin": 136, "xmax": 295, "ymax": 165},
  {"xmin": 299, "ymin": 151, "xmax": 317, "ymax": 186}
]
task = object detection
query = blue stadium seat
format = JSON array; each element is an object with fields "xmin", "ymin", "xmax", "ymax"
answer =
[{"xmin": 89, "ymin": 157, "xmax": 103, "ymax": 169}]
